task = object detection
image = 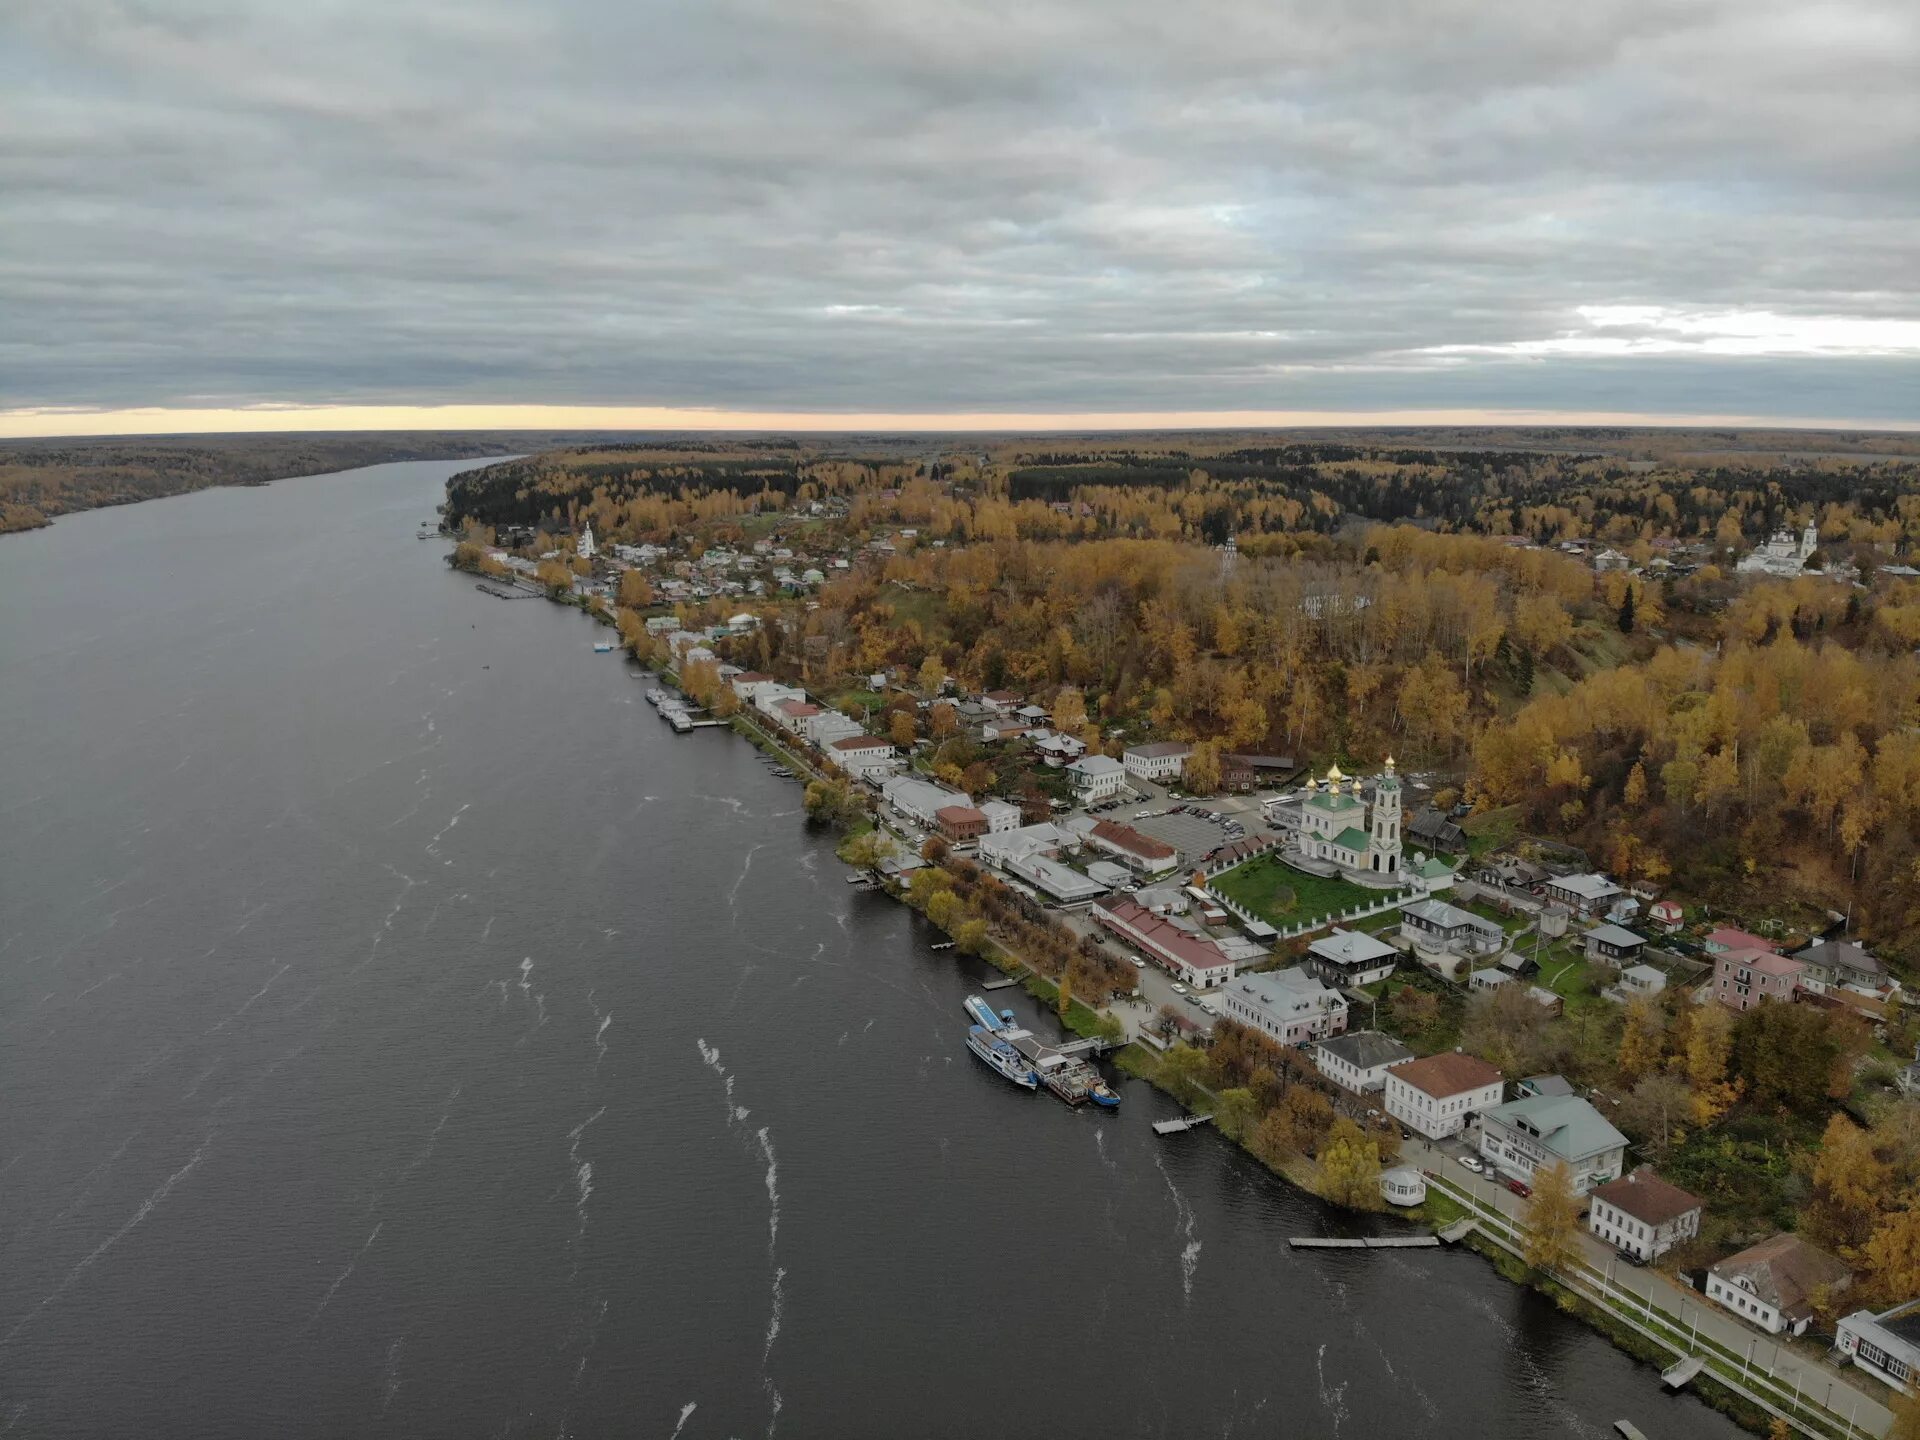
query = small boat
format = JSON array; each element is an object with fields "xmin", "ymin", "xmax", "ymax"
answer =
[
  {"xmin": 1089, "ymin": 1081, "xmax": 1121, "ymax": 1108},
  {"xmin": 963, "ymin": 995, "xmax": 1005, "ymax": 1032},
  {"xmin": 966, "ymin": 1026, "xmax": 1039, "ymax": 1089},
  {"xmin": 592, "ymin": 641, "xmax": 614, "ymax": 653}
]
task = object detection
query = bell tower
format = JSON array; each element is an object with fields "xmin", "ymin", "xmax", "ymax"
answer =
[{"xmin": 1369, "ymin": 757, "xmax": 1402, "ymax": 874}]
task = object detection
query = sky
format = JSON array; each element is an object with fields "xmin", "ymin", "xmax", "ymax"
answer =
[{"xmin": 3, "ymin": 0, "xmax": 1918, "ymax": 437}]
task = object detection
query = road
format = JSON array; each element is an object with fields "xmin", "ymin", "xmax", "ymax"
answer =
[{"xmin": 1401, "ymin": 1129, "xmax": 1892, "ymax": 1439}]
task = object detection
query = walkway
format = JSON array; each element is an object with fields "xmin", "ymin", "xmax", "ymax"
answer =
[{"xmin": 1404, "ymin": 1134, "xmax": 1891, "ymax": 1439}]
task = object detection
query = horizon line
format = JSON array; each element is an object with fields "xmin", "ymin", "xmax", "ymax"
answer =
[{"xmin": 3, "ymin": 402, "xmax": 1919, "ymax": 442}]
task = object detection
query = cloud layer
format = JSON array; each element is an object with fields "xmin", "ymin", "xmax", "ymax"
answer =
[{"xmin": 4, "ymin": 0, "xmax": 1917, "ymax": 423}]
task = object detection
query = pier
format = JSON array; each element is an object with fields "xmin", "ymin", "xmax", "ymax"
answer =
[
  {"xmin": 1289, "ymin": 1236, "xmax": 1441, "ymax": 1250},
  {"xmin": 1437, "ymin": 1218, "xmax": 1477, "ymax": 1244},
  {"xmin": 1613, "ymin": 1424, "xmax": 1648, "ymax": 1440},
  {"xmin": 979, "ymin": 976, "xmax": 1021, "ymax": 991},
  {"xmin": 1660, "ymin": 1356, "xmax": 1703, "ymax": 1391},
  {"xmin": 1151, "ymin": 1114, "xmax": 1213, "ymax": 1135}
]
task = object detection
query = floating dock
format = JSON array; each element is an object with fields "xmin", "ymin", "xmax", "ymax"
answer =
[
  {"xmin": 1438, "ymin": 1218, "xmax": 1477, "ymax": 1244},
  {"xmin": 1151, "ymin": 1114, "xmax": 1213, "ymax": 1135},
  {"xmin": 979, "ymin": 976, "xmax": 1021, "ymax": 991},
  {"xmin": 1289, "ymin": 1236, "xmax": 1441, "ymax": 1250},
  {"xmin": 1614, "ymin": 1422, "xmax": 1648, "ymax": 1440}
]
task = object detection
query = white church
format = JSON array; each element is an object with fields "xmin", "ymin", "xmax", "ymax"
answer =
[
  {"xmin": 1293, "ymin": 760, "xmax": 1402, "ymax": 883},
  {"xmin": 1736, "ymin": 523, "xmax": 1818, "ymax": 578}
]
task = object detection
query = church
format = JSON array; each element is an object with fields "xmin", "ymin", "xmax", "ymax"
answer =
[
  {"xmin": 1736, "ymin": 523, "xmax": 1817, "ymax": 577},
  {"xmin": 1294, "ymin": 760, "xmax": 1402, "ymax": 880}
]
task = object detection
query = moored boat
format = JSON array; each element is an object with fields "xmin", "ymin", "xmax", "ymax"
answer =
[{"xmin": 965, "ymin": 1025, "xmax": 1039, "ymax": 1089}]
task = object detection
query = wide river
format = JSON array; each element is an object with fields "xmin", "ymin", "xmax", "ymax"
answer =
[{"xmin": 0, "ymin": 460, "xmax": 1745, "ymax": 1439}]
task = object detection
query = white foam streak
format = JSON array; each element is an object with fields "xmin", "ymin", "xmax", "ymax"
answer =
[
  {"xmin": 1154, "ymin": 1151, "xmax": 1200, "ymax": 1302},
  {"xmin": 667, "ymin": 1401, "xmax": 697, "ymax": 1440},
  {"xmin": 4, "ymin": 1131, "xmax": 216, "ymax": 1343}
]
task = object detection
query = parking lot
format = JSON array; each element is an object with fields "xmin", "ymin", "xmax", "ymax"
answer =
[{"xmin": 1130, "ymin": 807, "xmax": 1246, "ymax": 859}]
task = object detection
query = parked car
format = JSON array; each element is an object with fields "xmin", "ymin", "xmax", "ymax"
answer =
[
  {"xmin": 1617, "ymin": 1248, "xmax": 1647, "ymax": 1268},
  {"xmin": 1458, "ymin": 1155, "xmax": 1484, "ymax": 1174},
  {"xmin": 1134, "ymin": 810, "xmax": 1151, "ymax": 819},
  {"xmin": 1170, "ymin": 982, "xmax": 1189, "ymax": 995},
  {"xmin": 1506, "ymin": 1179, "xmax": 1532, "ymax": 1199},
  {"xmin": 1128, "ymin": 955, "xmax": 1146, "ymax": 969}
]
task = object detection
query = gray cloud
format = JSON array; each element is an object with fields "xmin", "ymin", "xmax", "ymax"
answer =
[{"xmin": 2, "ymin": 0, "xmax": 1917, "ymax": 420}]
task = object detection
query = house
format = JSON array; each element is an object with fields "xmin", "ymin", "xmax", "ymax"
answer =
[
  {"xmin": 881, "ymin": 775, "xmax": 971, "ymax": 828},
  {"xmin": 1477, "ymin": 1094, "xmax": 1628, "ymax": 1194},
  {"xmin": 1222, "ymin": 754, "xmax": 1294, "ymax": 793},
  {"xmin": 1085, "ymin": 860, "xmax": 1134, "ymax": 890},
  {"xmin": 979, "ymin": 690, "xmax": 1022, "ymax": 713},
  {"xmin": 1542, "ymin": 872, "xmax": 1623, "ymax": 917},
  {"xmin": 1400, "ymin": 898, "xmax": 1503, "ymax": 967},
  {"xmin": 1065, "ymin": 754, "xmax": 1128, "ymax": 802},
  {"xmin": 1587, "ymin": 1168, "xmax": 1702, "ymax": 1262},
  {"xmin": 1087, "ymin": 819, "xmax": 1179, "ymax": 876},
  {"xmin": 1649, "ymin": 899, "xmax": 1684, "ymax": 932},
  {"xmin": 827, "ymin": 736, "xmax": 900, "ymax": 779},
  {"xmin": 1313, "ymin": 1030, "xmax": 1414, "ymax": 1093},
  {"xmin": 1407, "ymin": 807, "xmax": 1468, "ymax": 853},
  {"xmin": 1703, "ymin": 927, "xmax": 1779, "ymax": 955},
  {"xmin": 1714, "ymin": 948, "xmax": 1805, "ymax": 1013},
  {"xmin": 1515, "ymin": 1074, "xmax": 1575, "ymax": 1099},
  {"xmin": 772, "ymin": 698, "xmax": 821, "ymax": 734},
  {"xmin": 1032, "ymin": 730, "xmax": 1089, "ymax": 766},
  {"xmin": 1603, "ymin": 964, "xmax": 1668, "ymax": 1004},
  {"xmin": 1483, "ymin": 855, "xmax": 1549, "ymax": 890},
  {"xmin": 1797, "ymin": 939, "xmax": 1895, "ymax": 997},
  {"xmin": 1123, "ymin": 741, "xmax": 1192, "ymax": 783},
  {"xmin": 1707, "ymin": 1235, "xmax": 1851, "ymax": 1336},
  {"xmin": 935, "ymin": 805, "xmax": 989, "ymax": 843},
  {"xmin": 730, "ymin": 671, "xmax": 778, "ymax": 703},
  {"xmin": 753, "ymin": 683, "xmax": 810, "ymax": 721},
  {"xmin": 1092, "ymin": 896, "xmax": 1239, "ymax": 988},
  {"xmin": 1219, "ymin": 968, "xmax": 1349, "ymax": 1046},
  {"xmin": 980, "ymin": 717, "xmax": 1034, "ymax": 744},
  {"xmin": 978, "ymin": 800, "xmax": 1022, "ymax": 834},
  {"xmin": 1836, "ymin": 1300, "xmax": 1920, "ymax": 1394},
  {"xmin": 1385, "ymin": 1052, "xmax": 1506, "ymax": 1140},
  {"xmin": 1304, "ymin": 928, "xmax": 1400, "ymax": 989},
  {"xmin": 1584, "ymin": 923, "xmax": 1647, "ymax": 967}
]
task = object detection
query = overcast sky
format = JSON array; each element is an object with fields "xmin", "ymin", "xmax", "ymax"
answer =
[{"xmin": 4, "ymin": 0, "xmax": 1918, "ymax": 433}]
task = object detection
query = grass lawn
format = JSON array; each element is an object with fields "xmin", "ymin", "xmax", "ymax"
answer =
[
  {"xmin": 1213, "ymin": 853, "xmax": 1382, "ymax": 930},
  {"xmin": 1464, "ymin": 899, "xmax": 1533, "ymax": 934},
  {"xmin": 1533, "ymin": 941, "xmax": 1610, "ymax": 1012},
  {"xmin": 1462, "ymin": 804, "xmax": 1522, "ymax": 858},
  {"xmin": 830, "ymin": 688, "xmax": 887, "ymax": 716}
]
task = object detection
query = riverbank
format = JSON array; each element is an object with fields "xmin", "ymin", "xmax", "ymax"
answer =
[{"xmin": 468, "ymin": 556, "xmax": 1868, "ymax": 1440}]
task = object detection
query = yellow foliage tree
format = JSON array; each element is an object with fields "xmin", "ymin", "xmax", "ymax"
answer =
[
  {"xmin": 1522, "ymin": 1162, "xmax": 1581, "ymax": 1273},
  {"xmin": 1318, "ymin": 1117, "xmax": 1384, "ymax": 1211}
]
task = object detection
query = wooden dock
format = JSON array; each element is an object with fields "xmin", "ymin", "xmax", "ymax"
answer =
[
  {"xmin": 1289, "ymin": 1236, "xmax": 1441, "ymax": 1250},
  {"xmin": 1438, "ymin": 1218, "xmax": 1477, "ymax": 1244},
  {"xmin": 1613, "ymin": 1422, "xmax": 1648, "ymax": 1440},
  {"xmin": 1151, "ymin": 1115, "xmax": 1213, "ymax": 1136},
  {"xmin": 1660, "ymin": 1357, "xmax": 1703, "ymax": 1391},
  {"xmin": 979, "ymin": 976, "xmax": 1021, "ymax": 991}
]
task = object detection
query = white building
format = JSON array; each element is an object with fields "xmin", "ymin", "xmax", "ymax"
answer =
[
  {"xmin": 1384, "ymin": 1052, "xmax": 1505, "ymax": 1140},
  {"xmin": 979, "ymin": 822, "xmax": 1079, "ymax": 869},
  {"xmin": 1836, "ymin": 1302, "xmax": 1920, "ymax": 1394},
  {"xmin": 1707, "ymin": 1235, "xmax": 1851, "ymax": 1337},
  {"xmin": 753, "ymin": 683, "xmax": 810, "ymax": 720},
  {"xmin": 1033, "ymin": 731, "xmax": 1089, "ymax": 766},
  {"xmin": 1586, "ymin": 1169, "xmax": 1702, "ymax": 1262},
  {"xmin": 1066, "ymin": 754, "xmax": 1127, "ymax": 802},
  {"xmin": 1219, "ymin": 968, "xmax": 1348, "ymax": 1045},
  {"xmin": 1476, "ymin": 1094, "xmax": 1628, "ymax": 1194},
  {"xmin": 1542, "ymin": 872, "xmax": 1624, "ymax": 918},
  {"xmin": 1312, "ymin": 1030, "xmax": 1414, "ymax": 1093},
  {"xmin": 881, "ymin": 775, "xmax": 970, "ymax": 828},
  {"xmin": 826, "ymin": 736, "xmax": 901, "ymax": 779},
  {"xmin": 1304, "ymin": 928, "xmax": 1400, "ymax": 989},
  {"xmin": 978, "ymin": 800, "xmax": 1022, "ymax": 834},
  {"xmin": 1123, "ymin": 742, "xmax": 1191, "ymax": 782},
  {"xmin": 576, "ymin": 523, "xmax": 596, "ymax": 560}
]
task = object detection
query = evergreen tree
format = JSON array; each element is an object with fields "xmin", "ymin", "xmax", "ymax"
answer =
[{"xmin": 1617, "ymin": 584, "xmax": 1636, "ymax": 634}]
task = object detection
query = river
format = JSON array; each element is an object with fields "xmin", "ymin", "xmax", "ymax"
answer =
[{"xmin": 0, "ymin": 459, "xmax": 1746, "ymax": 1439}]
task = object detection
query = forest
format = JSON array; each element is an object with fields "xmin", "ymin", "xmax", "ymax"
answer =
[{"xmin": 447, "ymin": 429, "xmax": 1920, "ymax": 959}]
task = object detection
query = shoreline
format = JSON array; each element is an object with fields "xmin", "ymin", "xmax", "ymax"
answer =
[{"xmin": 469, "ymin": 553, "xmax": 1865, "ymax": 1440}]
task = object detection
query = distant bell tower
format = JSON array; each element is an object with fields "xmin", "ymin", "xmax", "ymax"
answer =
[
  {"xmin": 1801, "ymin": 523, "xmax": 1818, "ymax": 561},
  {"xmin": 1369, "ymin": 757, "xmax": 1401, "ymax": 874},
  {"xmin": 577, "ymin": 523, "xmax": 596, "ymax": 561}
]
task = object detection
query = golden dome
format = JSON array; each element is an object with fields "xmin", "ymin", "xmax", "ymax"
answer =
[{"xmin": 1326, "ymin": 763, "xmax": 1345, "ymax": 783}]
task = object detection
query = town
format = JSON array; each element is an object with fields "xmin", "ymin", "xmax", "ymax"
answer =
[{"xmin": 446, "ymin": 436, "xmax": 1920, "ymax": 1440}]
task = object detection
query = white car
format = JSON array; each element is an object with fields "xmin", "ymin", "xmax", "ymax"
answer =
[
  {"xmin": 1128, "ymin": 955, "xmax": 1146, "ymax": 969},
  {"xmin": 1170, "ymin": 982, "xmax": 1189, "ymax": 996},
  {"xmin": 1458, "ymin": 1155, "xmax": 1485, "ymax": 1174},
  {"xmin": 1134, "ymin": 810, "xmax": 1151, "ymax": 819}
]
